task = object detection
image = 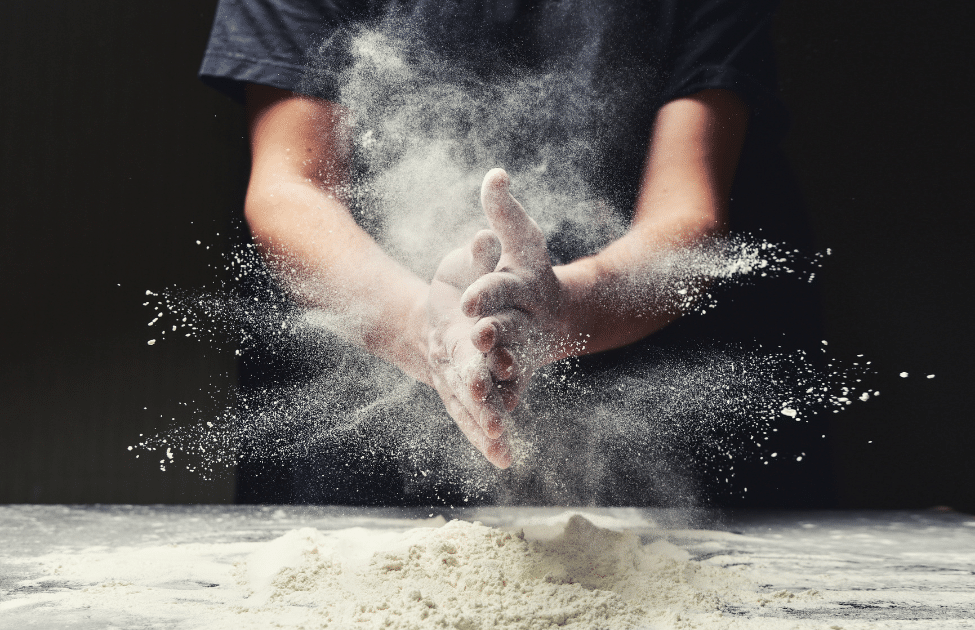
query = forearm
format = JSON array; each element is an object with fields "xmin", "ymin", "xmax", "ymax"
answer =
[
  {"xmin": 245, "ymin": 180, "xmax": 431, "ymax": 383},
  {"xmin": 244, "ymin": 84, "xmax": 431, "ymax": 384},
  {"xmin": 551, "ymin": 89, "xmax": 746, "ymax": 361},
  {"xmin": 551, "ymin": 210, "xmax": 721, "ymax": 360}
]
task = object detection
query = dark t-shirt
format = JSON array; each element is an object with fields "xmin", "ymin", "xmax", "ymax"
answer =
[
  {"xmin": 200, "ymin": 0, "xmax": 835, "ymax": 508},
  {"xmin": 200, "ymin": 0, "xmax": 819, "ymax": 336},
  {"xmin": 201, "ymin": 0, "xmax": 783, "ymax": 120}
]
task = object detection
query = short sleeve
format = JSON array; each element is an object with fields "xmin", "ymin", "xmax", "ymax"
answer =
[
  {"xmin": 199, "ymin": 0, "xmax": 357, "ymax": 103},
  {"xmin": 663, "ymin": 0, "xmax": 785, "ymax": 134}
]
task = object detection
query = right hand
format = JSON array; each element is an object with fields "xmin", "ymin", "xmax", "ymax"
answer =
[{"xmin": 427, "ymin": 229, "xmax": 515, "ymax": 468}]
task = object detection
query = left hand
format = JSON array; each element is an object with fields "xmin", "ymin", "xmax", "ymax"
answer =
[{"xmin": 460, "ymin": 169, "xmax": 570, "ymax": 411}]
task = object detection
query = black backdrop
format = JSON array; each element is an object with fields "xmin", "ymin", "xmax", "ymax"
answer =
[{"xmin": 1, "ymin": 0, "xmax": 972, "ymax": 510}]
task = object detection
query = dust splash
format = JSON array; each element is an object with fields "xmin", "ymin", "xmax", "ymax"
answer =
[{"xmin": 135, "ymin": 20, "xmax": 871, "ymax": 506}]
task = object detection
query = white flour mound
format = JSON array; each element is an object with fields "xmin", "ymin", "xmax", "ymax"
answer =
[{"xmin": 239, "ymin": 514, "xmax": 754, "ymax": 629}]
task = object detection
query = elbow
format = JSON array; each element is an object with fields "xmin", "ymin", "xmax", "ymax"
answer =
[
  {"xmin": 671, "ymin": 209, "xmax": 727, "ymax": 247},
  {"xmin": 243, "ymin": 182, "xmax": 284, "ymax": 250},
  {"xmin": 243, "ymin": 183, "xmax": 269, "ymax": 232},
  {"xmin": 698, "ymin": 213, "xmax": 727, "ymax": 240}
]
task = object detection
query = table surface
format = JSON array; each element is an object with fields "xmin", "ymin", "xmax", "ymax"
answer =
[{"xmin": 1, "ymin": 505, "xmax": 973, "ymax": 629}]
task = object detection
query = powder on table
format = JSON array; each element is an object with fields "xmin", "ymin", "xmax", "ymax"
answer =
[{"xmin": 238, "ymin": 514, "xmax": 756, "ymax": 629}]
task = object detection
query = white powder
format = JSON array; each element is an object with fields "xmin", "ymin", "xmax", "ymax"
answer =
[
  {"xmin": 238, "ymin": 514, "xmax": 756, "ymax": 629},
  {"xmin": 14, "ymin": 509, "xmax": 966, "ymax": 629}
]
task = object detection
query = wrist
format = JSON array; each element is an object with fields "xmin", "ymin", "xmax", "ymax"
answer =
[
  {"xmin": 547, "ymin": 261, "xmax": 598, "ymax": 363},
  {"xmin": 403, "ymin": 287, "xmax": 434, "ymax": 386},
  {"xmin": 363, "ymin": 281, "xmax": 433, "ymax": 386}
]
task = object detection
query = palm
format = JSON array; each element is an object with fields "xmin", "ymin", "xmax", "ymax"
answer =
[{"xmin": 427, "ymin": 229, "xmax": 512, "ymax": 468}]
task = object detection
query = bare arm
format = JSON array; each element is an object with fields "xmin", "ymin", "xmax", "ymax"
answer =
[
  {"xmin": 244, "ymin": 84, "xmax": 432, "ymax": 384},
  {"xmin": 553, "ymin": 88, "xmax": 748, "ymax": 357}
]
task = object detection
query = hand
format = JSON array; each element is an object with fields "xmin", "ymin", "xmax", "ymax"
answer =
[
  {"xmin": 460, "ymin": 168, "xmax": 570, "ymax": 411},
  {"xmin": 428, "ymin": 228, "xmax": 515, "ymax": 468}
]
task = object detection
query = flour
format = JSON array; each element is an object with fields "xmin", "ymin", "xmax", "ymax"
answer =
[
  {"xmin": 14, "ymin": 507, "xmax": 963, "ymax": 630},
  {"xmin": 238, "ymin": 514, "xmax": 758, "ymax": 629}
]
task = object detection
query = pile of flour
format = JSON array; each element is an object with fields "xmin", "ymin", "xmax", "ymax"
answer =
[{"xmin": 238, "ymin": 514, "xmax": 756, "ymax": 629}]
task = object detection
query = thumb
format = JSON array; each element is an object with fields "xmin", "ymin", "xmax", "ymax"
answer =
[{"xmin": 480, "ymin": 168, "xmax": 545, "ymax": 265}]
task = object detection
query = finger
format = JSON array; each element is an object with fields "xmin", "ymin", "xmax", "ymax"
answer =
[
  {"xmin": 432, "ymin": 231, "xmax": 500, "ymax": 290},
  {"xmin": 431, "ymin": 369, "xmax": 486, "ymax": 441},
  {"xmin": 466, "ymin": 375, "xmax": 508, "ymax": 439},
  {"xmin": 471, "ymin": 318, "xmax": 497, "ymax": 352},
  {"xmin": 489, "ymin": 379, "xmax": 520, "ymax": 412},
  {"xmin": 480, "ymin": 168, "xmax": 546, "ymax": 266},
  {"xmin": 454, "ymin": 348, "xmax": 491, "ymax": 403},
  {"xmin": 449, "ymin": 352, "xmax": 508, "ymax": 439},
  {"xmin": 469, "ymin": 229, "xmax": 501, "ymax": 277},
  {"xmin": 432, "ymin": 372, "xmax": 511, "ymax": 468},
  {"xmin": 486, "ymin": 346, "xmax": 520, "ymax": 381},
  {"xmin": 460, "ymin": 272, "xmax": 532, "ymax": 318},
  {"xmin": 446, "ymin": 390, "xmax": 510, "ymax": 464},
  {"xmin": 448, "ymin": 350, "xmax": 510, "ymax": 441},
  {"xmin": 461, "ymin": 362, "xmax": 512, "ymax": 436},
  {"xmin": 468, "ymin": 363, "xmax": 494, "ymax": 403},
  {"xmin": 487, "ymin": 435, "xmax": 512, "ymax": 469},
  {"xmin": 477, "ymin": 403, "xmax": 507, "ymax": 440},
  {"xmin": 471, "ymin": 310, "xmax": 531, "ymax": 352}
]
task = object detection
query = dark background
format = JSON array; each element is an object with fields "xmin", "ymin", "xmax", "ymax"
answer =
[{"xmin": 1, "ymin": 1, "xmax": 972, "ymax": 510}]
